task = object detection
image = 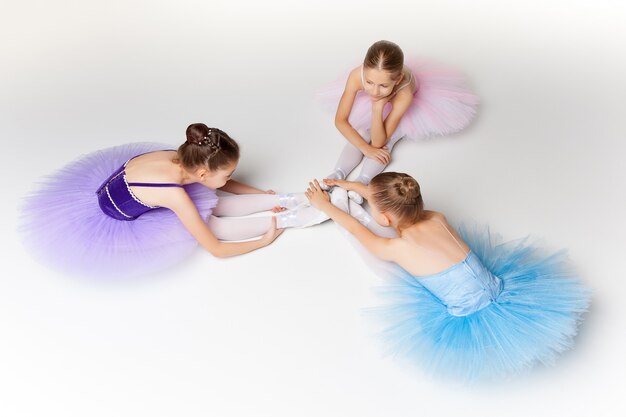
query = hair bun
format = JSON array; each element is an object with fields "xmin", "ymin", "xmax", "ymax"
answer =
[
  {"xmin": 185, "ymin": 124, "xmax": 223, "ymax": 157},
  {"xmin": 398, "ymin": 176, "xmax": 420, "ymax": 202}
]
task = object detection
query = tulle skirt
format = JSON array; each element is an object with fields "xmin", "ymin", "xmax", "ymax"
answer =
[
  {"xmin": 19, "ymin": 142, "xmax": 219, "ymax": 278},
  {"xmin": 317, "ymin": 58, "xmax": 480, "ymax": 140},
  {"xmin": 365, "ymin": 226, "xmax": 590, "ymax": 381}
]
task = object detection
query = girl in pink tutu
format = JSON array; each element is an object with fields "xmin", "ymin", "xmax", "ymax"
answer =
[
  {"xmin": 318, "ymin": 40, "xmax": 479, "ymax": 202},
  {"xmin": 20, "ymin": 123, "xmax": 328, "ymax": 277}
]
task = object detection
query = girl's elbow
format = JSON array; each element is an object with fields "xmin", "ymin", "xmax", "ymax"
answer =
[
  {"xmin": 203, "ymin": 242, "xmax": 227, "ymax": 258},
  {"xmin": 334, "ymin": 116, "xmax": 348, "ymax": 129}
]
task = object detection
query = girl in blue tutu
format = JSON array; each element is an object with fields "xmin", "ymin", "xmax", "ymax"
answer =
[
  {"xmin": 20, "ymin": 123, "xmax": 329, "ymax": 277},
  {"xmin": 306, "ymin": 173, "xmax": 590, "ymax": 380}
]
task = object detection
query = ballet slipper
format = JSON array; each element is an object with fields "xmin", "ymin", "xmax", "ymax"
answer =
[{"xmin": 347, "ymin": 190, "xmax": 364, "ymax": 204}]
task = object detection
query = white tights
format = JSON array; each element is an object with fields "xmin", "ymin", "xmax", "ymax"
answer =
[
  {"xmin": 207, "ymin": 193, "xmax": 326, "ymax": 241},
  {"xmin": 207, "ymin": 194, "xmax": 279, "ymax": 241},
  {"xmin": 327, "ymin": 129, "xmax": 404, "ymax": 185}
]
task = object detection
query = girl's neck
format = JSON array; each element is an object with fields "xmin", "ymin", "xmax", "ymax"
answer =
[
  {"xmin": 172, "ymin": 160, "xmax": 197, "ymax": 185},
  {"xmin": 397, "ymin": 214, "xmax": 430, "ymax": 237}
]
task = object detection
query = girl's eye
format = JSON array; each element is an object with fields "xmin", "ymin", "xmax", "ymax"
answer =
[{"xmin": 366, "ymin": 81, "xmax": 373, "ymax": 85}]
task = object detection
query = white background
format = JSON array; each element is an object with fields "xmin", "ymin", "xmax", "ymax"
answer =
[{"xmin": 1, "ymin": 1, "xmax": 625, "ymax": 416}]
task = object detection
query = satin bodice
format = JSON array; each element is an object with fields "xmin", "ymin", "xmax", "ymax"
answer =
[
  {"xmin": 414, "ymin": 251, "xmax": 503, "ymax": 316},
  {"xmin": 96, "ymin": 152, "xmax": 182, "ymax": 221}
]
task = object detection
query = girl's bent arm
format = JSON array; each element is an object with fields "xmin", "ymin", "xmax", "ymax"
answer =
[
  {"xmin": 335, "ymin": 69, "xmax": 370, "ymax": 152},
  {"xmin": 165, "ymin": 190, "xmax": 277, "ymax": 258},
  {"xmin": 323, "ymin": 202, "xmax": 398, "ymax": 262},
  {"xmin": 370, "ymin": 91, "xmax": 413, "ymax": 148},
  {"xmin": 306, "ymin": 181, "xmax": 398, "ymax": 262},
  {"xmin": 323, "ymin": 179, "xmax": 371, "ymax": 201}
]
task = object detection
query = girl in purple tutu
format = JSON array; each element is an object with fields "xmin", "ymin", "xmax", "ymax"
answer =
[
  {"xmin": 20, "ymin": 123, "xmax": 329, "ymax": 277},
  {"xmin": 318, "ymin": 40, "xmax": 479, "ymax": 202}
]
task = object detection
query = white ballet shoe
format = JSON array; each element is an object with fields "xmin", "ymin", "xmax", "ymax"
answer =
[
  {"xmin": 276, "ymin": 206, "xmax": 330, "ymax": 229},
  {"xmin": 347, "ymin": 190, "xmax": 364, "ymax": 204},
  {"xmin": 330, "ymin": 187, "xmax": 349, "ymax": 213},
  {"xmin": 348, "ymin": 200, "xmax": 371, "ymax": 225},
  {"xmin": 278, "ymin": 193, "xmax": 309, "ymax": 210}
]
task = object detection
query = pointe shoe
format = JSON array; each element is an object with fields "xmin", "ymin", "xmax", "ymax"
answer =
[
  {"xmin": 330, "ymin": 187, "xmax": 349, "ymax": 213},
  {"xmin": 276, "ymin": 206, "xmax": 330, "ymax": 229},
  {"xmin": 278, "ymin": 193, "xmax": 309, "ymax": 210},
  {"xmin": 347, "ymin": 190, "xmax": 364, "ymax": 204},
  {"xmin": 348, "ymin": 200, "xmax": 371, "ymax": 225}
]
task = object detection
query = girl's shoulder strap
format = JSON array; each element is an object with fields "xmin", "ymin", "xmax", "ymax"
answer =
[
  {"xmin": 125, "ymin": 149, "xmax": 183, "ymax": 188},
  {"xmin": 126, "ymin": 181, "xmax": 183, "ymax": 188},
  {"xmin": 360, "ymin": 65, "xmax": 365, "ymax": 88},
  {"xmin": 433, "ymin": 217, "xmax": 468, "ymax": 255}
]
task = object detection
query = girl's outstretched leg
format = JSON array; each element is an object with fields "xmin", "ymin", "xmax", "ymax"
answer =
[
  {"xmin": 212, "ymin": 193, "xmax": 308, "ymax": 217},
  {"xmin": 275, "ymin": 206, "xmax": 329, "ymax": 229},
  {"xmin": 207, "ymin": 215, "xmax": 274, "ymax": 241},
  {"xmin": 208, "ymin": 203, "xmax": 329, "ymax": 241}
]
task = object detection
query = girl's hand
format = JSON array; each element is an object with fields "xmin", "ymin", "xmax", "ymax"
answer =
[
  {"xmin": 264, "ymin": 189, "xmax": 283, "ymax": 211},
  {"xmin": 371, "ymin": 94, "xmax": 392, "ymax": 107},
  {"xmin": 362, "ymin": 145, "xmax": 391, "ymax": 165},
  {"xmin": 323, "ymin": 178, "xmax": 348, "ymax": 189},
  {"xmin": 261, "ymin": 217, "xmax": 284, "ymax": 245},
  {"xmin": 305, "ymin": 179, "xmax": 331, "ymax": 210}
]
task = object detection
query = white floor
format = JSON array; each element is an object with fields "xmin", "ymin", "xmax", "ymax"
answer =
[{"xmin": 2, "ymin": 1, "xmax": 625, "ymax": 416}]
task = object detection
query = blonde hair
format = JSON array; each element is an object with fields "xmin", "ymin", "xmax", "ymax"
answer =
[
  {"xmin": 364, "ymin": 40, "xmax": 404, "ymax": 80},
  {"xmin": 369, "ymin": 172, "xmax": 424, "ymax": 228}
]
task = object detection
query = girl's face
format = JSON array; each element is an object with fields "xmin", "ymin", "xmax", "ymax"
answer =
[
  {"xmin": 201, "ymin": 160, "xmax": 237, "ymax": 188},
  {"xmin": 362, "ymin": 67, "xmax": 402, "ymax": 100}
]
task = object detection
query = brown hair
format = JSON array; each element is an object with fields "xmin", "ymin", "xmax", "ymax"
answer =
[
  {"xmin": 370, "ymin": 172, "xmax": 424, "ymax": 228},
  {"xmin": 176, "ymin": 123, "xmax": 240, "ymax": 171},
  {"xmin": 363, "ymin": 40, "xmax": 404, "ymax": 80}
]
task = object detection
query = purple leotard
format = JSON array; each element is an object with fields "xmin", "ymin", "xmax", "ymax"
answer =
[
  {"xmin": 96, "ymin": 153, "xmax": 182, "ymax": 221},
  {"xmin": 20, "ymin": 142, "xmax": 219, "ymax": 277}
]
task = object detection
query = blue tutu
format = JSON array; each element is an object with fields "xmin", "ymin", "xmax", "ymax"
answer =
[
  {"xmin": 19, "ymin": 143, "xmax": 219, "ymax": 278},
  {"xmin": 366, "ymin": 225, "xmax": 590, "ymax": 381}
]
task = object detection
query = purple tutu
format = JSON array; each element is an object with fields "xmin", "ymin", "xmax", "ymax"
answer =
[
  {"xmin": 19, "ymin": 143, "xmax": 219, "ymax": 277},
  {"xmin": 316, "ymin": 58, "xmax": 480, "ymax": 140}
]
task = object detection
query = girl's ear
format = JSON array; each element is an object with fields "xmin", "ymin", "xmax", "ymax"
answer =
[
  {"xmin": 380, "ymin": 212, "xmax": 393, "ymax": 227},
  {"xmin": 195, "ymin": 168, "xmax": 209, "ymax": 181}
]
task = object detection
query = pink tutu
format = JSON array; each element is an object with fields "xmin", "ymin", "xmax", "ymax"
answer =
[{"xmin": 316, "ymin": 58, "xmax": 479, "ymax": 140}]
